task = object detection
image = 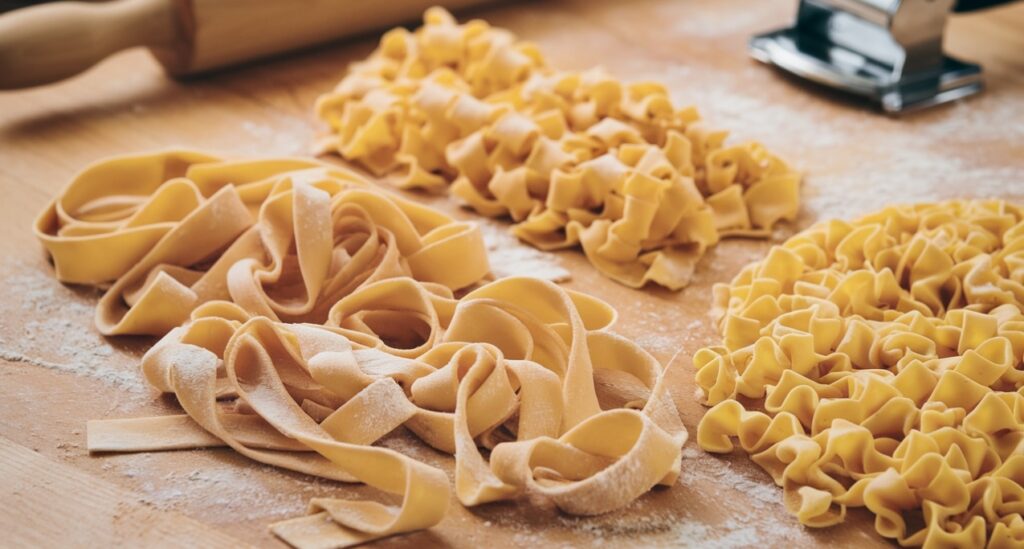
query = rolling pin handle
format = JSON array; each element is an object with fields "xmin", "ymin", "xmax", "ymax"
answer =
[{"xmin": 0, "ymin": 0, "xmax": 180, "ymax": 90}]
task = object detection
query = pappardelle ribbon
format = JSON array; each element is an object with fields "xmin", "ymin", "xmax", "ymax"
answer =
[
  {"xmin": 34, "ymin": 150, "xmax": 489, "ymax": 336},
  {"xmin": 34, "ymin": 151, "xmax": 688, "ymax": 547}
]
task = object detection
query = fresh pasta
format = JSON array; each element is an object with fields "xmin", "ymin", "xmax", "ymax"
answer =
[
  {"xmin": 34, "ymin": 150, "xmax": 489, "ymax": 335},
  {"xmin": 694, "ymin": 199, "xmax": 1024, "ymax": 548},
  {"xmin": 315, "ymin": 8, "xmax": 801, "ymax": 290},
  {"xmin": 35, "ymin": 151, "xmax": 688, "ymax": 548}
]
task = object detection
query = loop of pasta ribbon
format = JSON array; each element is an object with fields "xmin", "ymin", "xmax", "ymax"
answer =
[{"xmin": 35, "ymin": 151, "xmax": 688, "ymax": 548}]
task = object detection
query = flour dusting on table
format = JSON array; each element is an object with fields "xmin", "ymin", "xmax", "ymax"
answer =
[
  {"xmin": 103, "ymin": 453, "xmax": 312, "ymax": 521},
  {"xmin": 646, "ymin": 64, "xmax": 1024, "ymax": 225},
  {"xmin": 478, "ymin": 221, "xmax": 571, "ymax": 282},
  {"xmin": 0, "ymin": 263, "xmax": 147, "ymax": 395}
]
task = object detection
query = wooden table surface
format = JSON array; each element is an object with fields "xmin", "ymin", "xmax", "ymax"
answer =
[{"xmin": 1, "ymin": 0, "xmax": 1022, "ymax": 547}]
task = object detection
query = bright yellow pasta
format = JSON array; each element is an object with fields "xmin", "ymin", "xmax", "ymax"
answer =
[
  {"xmin": 36, "ymin": 151, "xmax": 688, "ymax": 548},
  {"xmin": 315, "ymin": 8, "xmax": 801, "ymax": 290},
  {"xmin": 695, "ymin": 199, "xmax": 1024, "ymax": 548}
]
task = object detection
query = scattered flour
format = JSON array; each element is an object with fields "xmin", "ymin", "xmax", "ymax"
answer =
[
  {"xmin": 0, "ymin": 347, "xmax": 139, "ymax": 392},
  {"xmin": 103, "ymin": 453, "xmax": 312, "ymax": 521},
  {"xmin": 473, "ymin": 439, "xmax": 809, "ymax": 548},
  {"xmin": 477, "ymin": 221, "xmax": 571, "ymax": 282},
  {"xmin": 631, "ymin": 311, "xmax": 680, "ymax": 356},
  {"xmin": 633, "ymin": 332, "xmax": 677, "ymax": 355},
  {"xmin": 637, "ymin": 63, "xmax": 1024, "ymax": 226},
  {"xmin": 679, "ymin": 449, "xmax": 783, "ymax": 510},
  {"xmin": 511, "ymin": 440, "xmax": 812, "ymax": 548},
  {"xmin": 239, "ymin": 119, "xmax": 313, "ymax": 156},
  {"xmin": 671, "ymin": 520, "xmax": 761, "ymax": 549},
  {"xmin": 669, "ymin": 448, "xmax": 812, "ymax": 547},
  {"xmin": 667, "ymin": 3, "xmax": 778, "ymax": 39},
  {"xmin": 0, "ymin": 263, "xmax": 147, "ymax": 394}
]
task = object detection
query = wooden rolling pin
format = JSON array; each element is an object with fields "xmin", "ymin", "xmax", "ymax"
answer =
[{"xmin": 0, "ymin": 0, "xmax": 493, "ymax": 90}]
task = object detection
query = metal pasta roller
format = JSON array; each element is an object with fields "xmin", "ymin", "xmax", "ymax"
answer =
[{"xmin": 749, "ymin": 0, "xmax": 1013, "ymax": 113}]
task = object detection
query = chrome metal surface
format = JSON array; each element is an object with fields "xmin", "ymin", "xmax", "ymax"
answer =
[{"xmin": 750, "ymin": 0, "xmax": 985, "ymax": 113}]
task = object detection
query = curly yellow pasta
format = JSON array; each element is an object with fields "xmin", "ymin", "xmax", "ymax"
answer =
[
  {"xmin": 695, "ymin": 199, "xmax": 1024, "ymax": 548},
  {"xmin": 35, "ymin": 151, "xmax": 688, "ymax": 548},
  {"xmin": 315, "ymin": 8, "xmax": 800, "ymax": 290}
]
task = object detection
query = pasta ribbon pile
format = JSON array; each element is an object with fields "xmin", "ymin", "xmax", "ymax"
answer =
[
  {"xmin": 34, "ymin": 150, "xmax": 488, "ymax": 335},
  {"xmin": 315, "ymin": 8, "xmax": 800, "ymax": 290},
  {"xmin": 35, "ymin": 151, "xmax": 687, "ymax": 548},
  {"xmin": 695, "ymin": 200, "xmax": 1024, "ymax": 548}
]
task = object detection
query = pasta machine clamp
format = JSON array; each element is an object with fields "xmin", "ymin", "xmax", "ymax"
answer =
[{"xmin": 749, "ymin": 0, "xmax": 1013, "ymax": 113}]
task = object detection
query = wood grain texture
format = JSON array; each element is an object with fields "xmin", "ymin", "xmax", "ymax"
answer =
[
  {"xmin": 0, "ymin": 436, "xmax": 247, "ymax": 547},
  {"xmin": 0, "ymin": 0, "xmax": 1021, "ymax": 547},
  {"xmin": 0, "ymin": 0, "xmax": 177, "ymax": 90}
]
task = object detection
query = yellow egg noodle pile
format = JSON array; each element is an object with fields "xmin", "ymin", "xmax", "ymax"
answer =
[
  {"xmin": 315, "ymin": 8, "xmax": 801, "ymax": 290},
  {"xmin": 694, "ymin": 200, "xmax": 1024, "ymax": 548},
  {"xmin": 34, "ymin": 151, "xmax": 688, "ymax": 548}
]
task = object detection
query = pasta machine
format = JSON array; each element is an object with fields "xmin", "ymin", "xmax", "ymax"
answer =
[{"xmin": 749, "ymin": 0, "xmax": 1014, "ymax": 113}]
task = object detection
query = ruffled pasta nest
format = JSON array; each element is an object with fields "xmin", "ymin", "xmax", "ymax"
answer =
[
  {"xmin": 695, "ymin": 199, "xmax": 1024, "ymax": 548},
  {"xmin": 315, "ymin": 8, "xmax": 801, "ymax": 290}
]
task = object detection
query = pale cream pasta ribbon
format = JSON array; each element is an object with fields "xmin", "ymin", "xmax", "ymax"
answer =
[
  {"xmin": 88, "ymin": 276, "xmax": 687, "ymax": 548},
  {"xmin": 35, "ymin": 151, "xmax": 689, "ymax": 547},
  {"xmin": 33, "ymin": 150, "xmax": 490, "ymax": 335}
]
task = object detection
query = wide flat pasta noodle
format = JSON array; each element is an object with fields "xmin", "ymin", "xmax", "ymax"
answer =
[
  {"xmin": 34, "ymin": 150, "xmax": 490, "ymax": 336},
  {"xmin": 694, "ymin": 199, "xmax": 1024, "ymax": 548},
  {"xmin": 36, "ymin": 151, "xmax": 689, "ymax": 547},
  {"xmin": 314, "ymin": 8, "xmax": 800, "ymax": 290}
]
